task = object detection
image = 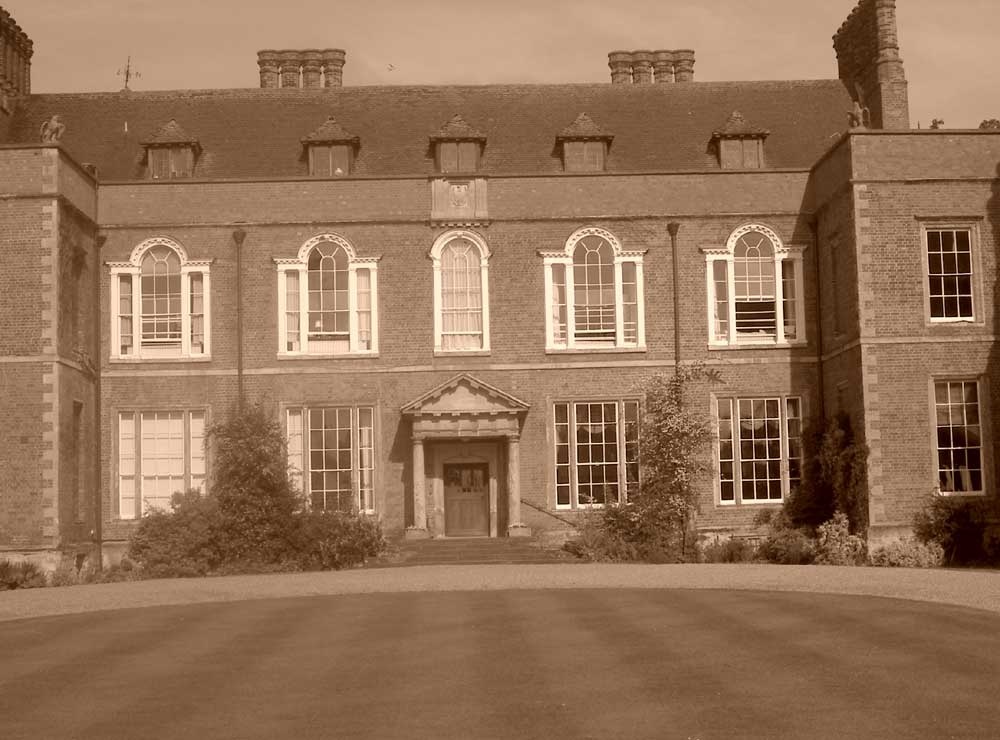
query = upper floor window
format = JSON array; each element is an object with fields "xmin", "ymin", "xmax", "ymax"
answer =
[
  {"xmin": 302, "ymin": 117, "xmax": 359, "ymax": 177},
  {"xmin": 925, "ymin": 225, "xmax": 975, "ymax": 322},
  {"xmin": 109, "ymin": 237, "xmax": 211, "ymax": 360},
  {"xmin": 556, "ymin": 113, "xmax": 613, "ymax": 173},
  {"xmin": 541, "ymin": 227, "xmax": 646, "ymax": 350},
  {"xmin": 141, "ymin": 120, "xmax": 200, "ymax": 180},
  {"xmin": 275, "ymin": 234, "xmax": 379, "ymax": 356},
  {"xmin": 431, "ymin": 231, "xmax": 491, "ymax": 352},
  {"xmin": 703, "ymin": 224, "xmax": 806, "ymax": 347},
  {"xmin": 430, "ymin": 114, "xmax": 485, "ymax": 174}
]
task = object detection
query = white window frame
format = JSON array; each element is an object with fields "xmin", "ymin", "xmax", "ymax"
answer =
[
  {"xmin": 930, "ymin": 377, "xmax": 990, "ymax": 497},
  {"xmin": 553, "ymin": 399, "xmax": 641, "ymax": 510},
  {"xmin": 117, "ymin": 408, "xmax": 207, "ymax": 520},
  {"xmin": 541, "ymin": 227, "xmax": 646, "ymax": 351},
  {"xmin": 285, "ymin": 405, "xmax": 377, "ymax": 514},
  {"xmin": 922, "ymin": 222, "xmax": 979, "ymax": 324},
  {"xmin": 108, "ymin": 237, "xmax": 212, "ymax": 360},
  {"xmin": 702, "ymin": 224, "xmax": 806, "ymax": 348},
  {"xmin": 430, "ymin": 230, "xmax": 491, "ymax": 354},
  {"xmin": 275, "ymin": 233, "xmax": 380, "ymax": 357},
  {"xmin": 714, "ymin": 395, "xmax": 803, "ymax": 506}
]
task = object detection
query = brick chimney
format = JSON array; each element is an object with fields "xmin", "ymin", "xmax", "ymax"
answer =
[
  {"xmin": 833, "ymin": 0, "xmax": 909, "ymax": 129},
  {"xmin": 609, "ymin": 49, "xmax": 694, "ymax": 84},
  {"xmin": 258, "ymin": 48, "xmax": 345, "ymax": 88},
  {"xmin": 0, "ymin": 7, "xmax": 33, "ymax": 101}
]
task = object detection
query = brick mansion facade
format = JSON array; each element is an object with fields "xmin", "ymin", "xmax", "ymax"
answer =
[{"xmin": 1, "ymin": 0, "xmax": 998, "ymax": 567}]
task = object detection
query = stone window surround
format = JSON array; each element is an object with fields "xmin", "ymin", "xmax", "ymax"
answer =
[
  {"xmin": 919, "ymin": 220, "xmax": 983, "ymax": 326},
  {"xmin": 430, "ymin": 229, "xmax": 492, "ymax": 355},
  {"xmin": 929, "ymin": 376, "xmax": 991, "ymax": 498}
]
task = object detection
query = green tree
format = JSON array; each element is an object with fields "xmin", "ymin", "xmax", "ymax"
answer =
[{"xmin": 209, "ymin": 403, "xmax": 302, "ymax": 564}]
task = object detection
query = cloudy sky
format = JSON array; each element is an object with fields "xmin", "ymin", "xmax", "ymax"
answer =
[{"xmin": 7, "ymin": 0, "xmax": 1000, "ymax": 128}]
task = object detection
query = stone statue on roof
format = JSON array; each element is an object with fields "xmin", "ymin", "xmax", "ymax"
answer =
[
  {"xmin": 848, "ymin": 100, "xmax": 870, "ymax": 130},
  {"xmin": 40, "ymin": 115, "xmax": 66, "ymax": 143}
]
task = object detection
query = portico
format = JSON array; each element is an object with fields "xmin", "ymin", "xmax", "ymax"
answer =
[{"xmin": 402, "ymin": 374, "xmax": 530, "ymax": 539}]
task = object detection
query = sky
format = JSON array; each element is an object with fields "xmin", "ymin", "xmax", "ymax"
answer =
[{"xmin": 6, "ymin": 0, "xmax": 1000, "ymax": 129}]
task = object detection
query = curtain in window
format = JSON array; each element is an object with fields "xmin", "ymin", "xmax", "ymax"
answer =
[{"xmin": 440, "ymin": 240, "xmax": 482, "ymax": 350}]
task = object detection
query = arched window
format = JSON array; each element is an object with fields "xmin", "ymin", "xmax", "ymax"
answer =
[
  {"xmin": 541, "ymin": 227, "xmax": 645, "ymax": 350},
  {"xmin": 109, "ymin": 237, "xmax": 211, "ymax": 359},
  {"xmin": 276, "ymin": 234, "xmax": 378, "ymax": 355},
  {"xmin": 703, "ymin": 224, "xmax": 806, "ymax": 346},
  {"xmin": 431, "ymin": 231, "xmax": 490, "ymax": 352}
]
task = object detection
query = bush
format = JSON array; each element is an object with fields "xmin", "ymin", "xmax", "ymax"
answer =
[
  {"xmin": 698, "ymin": 536, "xmax": 756, "ymax": 564},
  {"xmin": 292, "ymin": 511, "xmax": 385, "ymax": 570},
  {"xmin": 913, "ymin": 493, "xmax": 999, "ymax": 566},
  {"xmin": 128, "ymin": 489, "xmax": 223, "ymax": 578},
  {"xmin": 869, "ymin": 539, "xmax": 943, "ymax": 568},
  {"xmin": 815, "ymin": 512, "xmax": 867, "ymax": 566},
  {"xmin": 563, "ymin": 512, "xmax": 640, "ymax": 563},
  {"xmin": 785, "ymin": 413, "xmax": 869, "ymax": 532},
  {"xmin": 757, "ymin": 512, "xmax": 816, "ymax": 565},
  {"xmin": 0, "ymin": 560, "xmax": 47, "ymax": 590}
]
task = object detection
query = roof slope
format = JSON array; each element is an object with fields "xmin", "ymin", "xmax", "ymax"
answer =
[{"xmin": 7, "ymin": 80, "xmax": 852, "ymax": 179}]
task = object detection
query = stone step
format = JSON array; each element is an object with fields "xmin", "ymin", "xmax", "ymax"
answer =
[{"xmin": 371, "ymin": 536, "xmax": 574, "ymax": 567}]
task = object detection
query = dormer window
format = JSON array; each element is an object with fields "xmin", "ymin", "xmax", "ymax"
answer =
[
  {"xmin": 430, "ymin": 115, "xmax": 485, "ymax": 174},
  {"xmin": 711, "ymin": 111, "xmax": 768, "ymax": 170},
  {"xmin": 141, "ymin": 120, "xmax": 200, "ymax": 179},
  {"xmin": 557, "ymin": 113, "xmax": 613, "ymax": 173},
  {"xmin": 302, "ymin": 117, "xmax": 359, "ymax": 177}
]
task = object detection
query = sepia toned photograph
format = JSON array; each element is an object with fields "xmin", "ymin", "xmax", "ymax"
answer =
[{"xmin": 2, "ymin": 1, "xmax": 1000, "ymax": 737}]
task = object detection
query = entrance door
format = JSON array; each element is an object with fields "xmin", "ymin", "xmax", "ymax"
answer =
[{"xmin": 443, "ymin": 463, "xmax": 490, "ymax": 536}]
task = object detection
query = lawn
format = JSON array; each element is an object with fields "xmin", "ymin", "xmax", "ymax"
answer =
[{"xmin": 1, "ymin": 588, "xmax": 998, "ymax": 739}]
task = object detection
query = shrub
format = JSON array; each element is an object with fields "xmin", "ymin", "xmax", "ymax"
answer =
[
  {"xmin": 292, "ymin": 511, "xmax": 386, "ymax": 570},
  {"xmin": 0, "ymin": 560, "xmax": 47, "ymax": 590},
  {"xmin": 757, "ymin": 512, "xmax": 816, "ymax": 565},
  {"xmin": 563, "ymin": 513, "xmax": 640, "ymax": 563},
  {"xmin": 913, "ymin": 493, "xmax": 999, "ymax": 566},
  {"xmin": 869, "ymin": 539, "xmax": 943, "ymax": 568},
  {"xmin": 815, "ymin": 512, "xmax": 867, "ymax": 566},
  {"xmin": 209, "ymin": 404, "xmax": 302, "ymax": 565},
  {"xmin": 698, "ymin": 536, "xmax": 756, "ymax": 564},
  {"xmin": 785, "ymin": 413, "xmax": 869, "ymax": 532},
  {"xmin": 128, "ymin": 489, "xmax": 223, "ymax": 578}
]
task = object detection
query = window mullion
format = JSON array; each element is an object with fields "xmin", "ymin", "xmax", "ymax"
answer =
[
  {"xmin": 131, "ymin": 274, "xmax": 141, "ymax": 357},
  {"xmin": 795, "ymin": 258, "xmax": 806, "ymax": 340},
  {"xmin": 134, "ymin": 414, "xmax": 143, "ymax": 519},
  {"xmin": 617, "ymin": 401, "xmax": 627, "ymax": 504},
  {"xmin": 348, "ymin": 266, "xmax": 359, "ymax": 353},
  {"xmin": 733, "ymin": 400, "xmax": 742, "ymax": 504},
  {"xmin": 276, "ymin": 270, "xmax": 288, "ymax": 353},
  {"xmin": 614, "ymin": 260, "xmax": 625, "ymax": 347},
  {"xmin": 181, "ymin": 270, "xmax": 192, "ymax": 356},
  {"xmin": 544, "ymin": 263, "xmax": 554, "ymax": 348},
  {"xmin": 369, "ymin": 267, "xmax": 379, "ymax": 352},
  {"xmin": 298, "ymin": 267, "xmax": 308, "ymax": 352},
  {"xmin": 726, "ymin": 259, "xmax": 737, "ymax": 344},
  {"xmin": 774, "ymin": 256, "xmax": 786, "ymax": 344},
  {"xmin": 569, "ymin": 404, "xmax": 579, "ymax": 508},
  {"xmin": 565, "ymin": 260, "xmax": 576, "ymax": 349},
  {"xmin": 480, "ymin": 258, "xmax": 491, "ymax": 351},
  {"xmin": 351, "ymin": 407, "xmax": 360, "ymax": 512},
  {"xmin": 432, "ymin": 257, "xmax": 442, "ymax": 351},
  {"xmin": 634, "ymin": 261, "xmax": 646, "ymax": 347}
]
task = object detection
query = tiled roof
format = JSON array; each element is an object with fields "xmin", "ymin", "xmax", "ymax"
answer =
[
  {"xmin": 301, "ymin": 116, "xmax": 359, "ymax": 144},
  {"xmin": 7, "ymin": 80, "xmax": 852, "ymax": 179},
  {"xmin": 557, "ymin": 112, "xmax": 612, "ymax": 141},
  {"xmin": 712, "ymin": 110, "xmax": 770, "ymax": 138},
  {"xmin": 140, "ymin": 118, "xmax": 198, "ymax": 146},
  {"xmin": 429, "ymin": 113, "xmax": 486, "ymax": 141}
]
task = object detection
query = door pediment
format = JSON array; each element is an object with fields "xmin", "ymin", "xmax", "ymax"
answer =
[{"xmin": 402, "ymin": 375, "xmax": 528, "ymax": 439}]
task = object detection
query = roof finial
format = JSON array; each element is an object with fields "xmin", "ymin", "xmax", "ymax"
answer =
[{"xmin": 116, "ymin": 56, "xmax": 141, "ymax": 91}]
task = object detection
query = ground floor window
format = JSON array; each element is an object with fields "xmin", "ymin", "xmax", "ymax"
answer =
[
  {"xmin": 118, "ymin": 410, "xmax": 206, "ymax": 519},
  {"xmin": 717, "ymin": 397, "xmax": 801, "ymax": 505},
  {"xmin": 554, "ymin": 400, "xmax": 640, "ymax": 509},
  {"xmin": 934, "ymin": 380, "xmax": 984, "ymax": 494},
  {"xmin": 287, "ymin": 406, "xmax": 375, "ymax": 513}
]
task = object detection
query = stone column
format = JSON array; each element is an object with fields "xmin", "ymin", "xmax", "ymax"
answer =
[
  {"xmin": 406, "ymin": 437, "xmax": 429, "ymax": 538},
  {"xmin": 506, "ymin": 435, "xmax": 529, "ymax": 536}
]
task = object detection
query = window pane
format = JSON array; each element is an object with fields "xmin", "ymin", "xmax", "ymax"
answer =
[
  {"xmin": 285, "ymin": 271, "xmax": 301, "ymax": 352},
  {"xmin": 118, "ymin": 413, "xmax": 137, "ymax": 519},
  {"xmin": 308, "ymin": 407, "xmax": 354, "ymax": 512},
  {"xmin": 621, "ymin": 261, "xmax": 638, "ymax": 345},
  {"xmin": 927, "ymin": 229, "xmax": 974, "ymax": 319},
  {"xmin": 734, "ymin": 231, "xmax": 777, "ymax": 338},
  {"xmin": 550, "ymin": 263, "xmax": 568, "ymax": 346},
  {"xmin": 935, "ymin": 381, "xmax": 983, "ymax": 493},
  {"xmin": 358, "ymin": 408, "xmax": 375, "ymax": 512},
  {"xmin": 440, "ymin": 240, "xmax": 483, "ymax": 350},
  {"xmin": 732, "ymin": 397, "xmax": 784, "ymax": 502},
  {"xmin": 140, "ymin": 247, "xmax": 182, "ymax": 347},
  {"xmin": 287, "ymin": 409, "xmax": 304, "ymax": 495},
  {"xmin": 139, "ymin": 411, "xmax": 186, "ymax": 513},
  {"xmin": 781, "ymin": 261, "xmax": 797, "ymax": 340},
  {"xmin": 554, "ymin": 403, "xmax": 571, "ymax": 508},
  {"xmin": 712, "ymin": 261, "xmax": 729, "ymax": 341},
  {"xmin": 356, "ymin": 268, "xmax": 372, "ymax": 351},
  {"xmin": 574, "ymin": 401, "xmax": 619, "ymax": 506},
  {"xmin": 572, "ymin": 237, "xmax": 616, "ymax": 345},
  {"xmin": 307, "ymin": 243, "xmax": 350, "ymax": 352}
]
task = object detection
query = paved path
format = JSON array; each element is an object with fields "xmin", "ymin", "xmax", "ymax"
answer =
[
  {"xmin": 2, "ymin": 587, "xmax": 999, "ymax": 739},
  {"xmin": 2, "ymin": 563, "xmax": 1000, "ymax": 622}
]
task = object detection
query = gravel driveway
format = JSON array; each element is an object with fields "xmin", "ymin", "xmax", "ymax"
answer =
[{"xmin": 2, "ymin": 563, "xmax": 999, "ymax": 622}]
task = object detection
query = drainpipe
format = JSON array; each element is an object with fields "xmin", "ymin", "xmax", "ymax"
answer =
[
  {"xmin": 809, "ymin": 218, "xmax": 825, "ymax": 422},
  {"xmin": 667, "ymin": 222, "xmax": 682, "ymax": 373},
  {"xmin": 93, "ymin": 234, "xmax": 106, "ymax": 568},
  {"xmin": 233, "ymin": 229, "xmax": 247, "ymax": 411}
]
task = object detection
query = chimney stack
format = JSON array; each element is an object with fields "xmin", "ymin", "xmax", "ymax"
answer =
[
  {"xmin": 301, "ymin": 49, "xmax": 323, "ymax": 88},
  {"xmin": 609, "ymin": 49, "xmax": 694, "ymax": 84},
  {"xmin": 673, "ymin": 50, "xmax": 695, "ymax": 82},
  {"xmin": 653, "ymin": 50, "xmax": 675, "ymax": 83},
  {"xmin": 257, "ymin": 50, "xmax": 280, "ymax": 88},
  {"xmin": 258, "ymin": 49, "xmax": 346, "ymax": 89},
  {"xmin": 278, "ymin": 50, "xmax": 302, "ymax": 88},
  {"xmin": 321, "ymin": 49, "xmax": 346, "ymax": 87},
  {"xmin": 833, "ymin": 0, "xmax": 908, "ymax": 129},
  {"xmin": 631, "ymin": 50, "xmax": 653, "ymax": 84},
  {"xmin": 0, "ymin": 7, "xmax": 33, "ymax": 100}
]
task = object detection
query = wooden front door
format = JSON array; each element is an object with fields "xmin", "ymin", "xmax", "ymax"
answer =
[{"xmin": 443, "ymin": 463, "xmax": 490, "ymax": 536}]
